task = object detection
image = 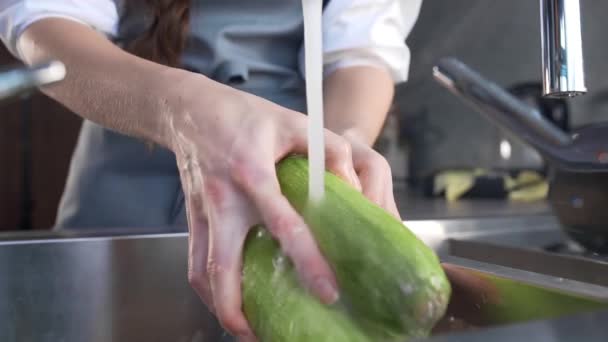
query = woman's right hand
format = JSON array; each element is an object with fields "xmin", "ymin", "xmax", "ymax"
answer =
[{"xmin": 163, "ymin": 72, "xmax": 362, "ymax": 340}]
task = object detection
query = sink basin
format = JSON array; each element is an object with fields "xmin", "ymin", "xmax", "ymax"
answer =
[
  {"xmin": 1, "ymin": 215, "xmax": 607, "ymax": 341},
  {"xmin": 436, "ymin": 257, "xmax": 608, "ymax": 332}
]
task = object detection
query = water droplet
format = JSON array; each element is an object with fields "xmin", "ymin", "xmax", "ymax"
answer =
[
  {"xmin": 270, "ymin": 253, "xmax": 288, "ymax": 283},
  {"xmin": 256, "ymin": 230, "xmax": 264, "ymax": 238},
  {"xmin": 399, "ymin": 282, "xmax": 414, "ymax": 295},
  {"xmin": 273, "ymin": 254, "xmax": 286, "ymax": 272},
  {"xmin": 556, "ymin": 277, "xmax": 564, "ymax": 282},
  {"xmin": 430, "ymin": 275, "xmax": 443, "ymax": 290}
]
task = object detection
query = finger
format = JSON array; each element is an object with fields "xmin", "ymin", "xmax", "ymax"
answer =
[
  {"xmin": 178, "ymin": 158, "xmax": 216, "ymax": 312},
  {"xmin": 184, "ymin": 191, "xmax": 215, "ymax": 312},
  {"xmin": 324, "ymin": 132, "xmax": 362, "ymax": 191},
  {"xmin": 232, "ymin": 160, "xmax": 339, "ymax": 305},
  {"xmin": 286, "ymin": 129, "xmax": 361, "ymax": 191},
  {"xmin": 382, "ymin": 180, "xmax": 402, "ymax": 220},
  {"xmin": 357, "ymin": 165, "xmax": 384, "ymax": 206},
  {"xmin": 204, "ymin": 177, "xmax": 256, "ymax": 339},
  {"xmin": 376, "ymin": 163, "xmax": 402, "ymax": 220},
  {"xmin": 356, "ymin": 154, "xmax": 402, "ymax": 219}
]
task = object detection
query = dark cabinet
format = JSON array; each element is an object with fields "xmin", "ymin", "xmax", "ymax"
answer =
[{"xmin": 0, "ymin": 47, "xmax": 81, "ymax": 230}]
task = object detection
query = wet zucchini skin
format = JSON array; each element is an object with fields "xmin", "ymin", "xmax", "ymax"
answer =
[{"xmin": 242, "ymin": 157, "xmax": 451, "ymax": 341}]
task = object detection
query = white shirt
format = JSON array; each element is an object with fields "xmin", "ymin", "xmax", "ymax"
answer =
[{"xmin": 0, "ymin": 0, "xmax": 421, "ymax": 83}]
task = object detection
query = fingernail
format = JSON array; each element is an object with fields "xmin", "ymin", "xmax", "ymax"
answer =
[{"xmin": 313, "ymin": 277, "xmax": 339, "ymax": 304}]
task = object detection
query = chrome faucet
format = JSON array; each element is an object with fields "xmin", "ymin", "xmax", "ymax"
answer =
[
  {"xmin": 0, "ymin": 61, "xmax": 65, "ymax": 103},
  {"xmin": 540, "ymin": 0, "xmax": 586, "ymax": 98}
]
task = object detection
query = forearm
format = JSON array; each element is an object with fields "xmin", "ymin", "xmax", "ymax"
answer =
[
  {"xmin": 323, "ymin": 66, "xmax": 395, "ymax": 146},
  {"xmin": 17, "ymin": 18, "xmax": 201, "ymax": 148}
]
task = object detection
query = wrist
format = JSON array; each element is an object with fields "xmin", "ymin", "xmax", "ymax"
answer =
[{"xmin": 152, "ymin": 67, "xmax": 215, "ymax": 151}]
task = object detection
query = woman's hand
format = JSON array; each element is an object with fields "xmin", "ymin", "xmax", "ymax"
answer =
[
  {"xmin": 16, "ymin": 18, "xmax": 399, "ymax": 341},
  {"xmin": 342, "ymin": 131, "xmax": 401, "ymax": 220},
  {"xmin": 165, "ymin": 74, "xmax": 363, "ymax": 341},
  {"xmin": 323, "ymin": 66, "xmax": 401, "ymax": 219}
]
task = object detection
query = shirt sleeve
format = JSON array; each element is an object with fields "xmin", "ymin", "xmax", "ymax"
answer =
[
  {"xmin": 0, "ymin": 0, "xmax": 118, "ymax": 58},
  {"xmin": 300, "ymin": 0, "xmax": 422, "ymax": 84}
]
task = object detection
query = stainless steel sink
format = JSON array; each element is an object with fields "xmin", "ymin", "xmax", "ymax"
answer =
[
  {"xmin": 407, "ymin": 214, "xmax": 608, "ymax": 287},
  {"xmin": 1, "ymin": 215, "xmax": 607, "ymax": 341},
  {"xmin": 406, "ymin": 214, "xmax": 566, "ymax": 258}
]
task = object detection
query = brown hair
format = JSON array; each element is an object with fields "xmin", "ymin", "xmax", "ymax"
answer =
[{"xmin": 123, "ymin": 0, "xmax": 191, "ymax": 67}]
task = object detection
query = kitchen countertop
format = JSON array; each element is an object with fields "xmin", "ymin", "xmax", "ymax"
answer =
[
  {"xmin": 393, "ymin": 186, "xmax": 551, "ymax": 220},
  {"xmin": 2, "ymin": 186, "xmax": 583, "ymax": 342},
  {"xmin": 2, "ymin": 214, "xmax": 607, "ymax": 342},
  {"xmin": 0, "ymin": 185, "xmax": 552, "ymax": 241}
]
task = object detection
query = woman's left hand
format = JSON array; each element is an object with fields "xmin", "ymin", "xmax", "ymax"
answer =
[
  {"xmin": 341, "ymin": 131, "xmax": 401, "ymax": 220},
  {"xmin": 322, "ymin": 66, "xmax": 401, "ymax": 219}
]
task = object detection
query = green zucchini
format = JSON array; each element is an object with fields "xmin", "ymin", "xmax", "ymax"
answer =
[{"xmin": 242, "ymin": 156, "xmax": 451, "ymax": 341}]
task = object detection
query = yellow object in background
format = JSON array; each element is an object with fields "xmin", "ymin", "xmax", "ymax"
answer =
[
  {"xmin": 433, "ymin": 169, "xmax": 548, "ymax": 202},
  {"xmin": 505, "ymin": 171, "xmax": 549, "ymax": 202},
  {"xmin": 434, "ymin": 169, "xmax": 485, "ymax": 202}
]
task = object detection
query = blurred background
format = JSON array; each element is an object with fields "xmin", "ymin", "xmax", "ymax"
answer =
[
  {"xmin": 0, "ymin": 55, "xmax": 81, "ymax": 231},
  {"xmin": 2, "ymin": 0, "xmax": 608, "ymax": 231}
]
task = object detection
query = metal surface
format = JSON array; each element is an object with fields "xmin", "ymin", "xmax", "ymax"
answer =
[
  {"xmin": 0, "ymin": 226, "xmax": 173, "ymax": 242},
  {"xmin": 0, "ymin": 61, "xmax": 65, "ymax": 102},
  {"xmin": 433, "ymin": 58, "xmax": 608, "ymax": 251},
  {"xmin": 407, "ymin": 214, "xmax": 564, "ymax": 258},
  {"xmin": 433, "ymin": 57, "xmax": 572, "ymax": 147},
  {"xmin": 0, "ymin": 214, "xmax": 563, "ymax": 253},
  {"xmin": 427, "ymin": 309, "xmax": 608, "ymax": 342},
  {"xmin": 0, "ymin": 185, "xmax": 553, "ymax": 240},
  {"xmin": 0, "ymin": 234, "xmax": 226, "ymax": 342},
  {"xmin": 449, "ymin": 239, "xmax": 608, "ymax": 287},
  {"xmin": 443, "ymin": 256, "xmax": 608, "ymax": 302},
  {"xmin": 3, "ymin": 215, "xmax": 608, "ymax": 341},
  {"xmin": 540, "ymin": 0, "xmax": 586, "ymax": 98},
  {"xmin": 433, "ymin": 58, "xmax": 608, "ymax": 173},
  {"xmin": 434, "ymin": 257, "xmax": 608, "ymax": 334},
  {"xmin": 548, "ymin": 168, "xmax": 608, "ymax": 253}
]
